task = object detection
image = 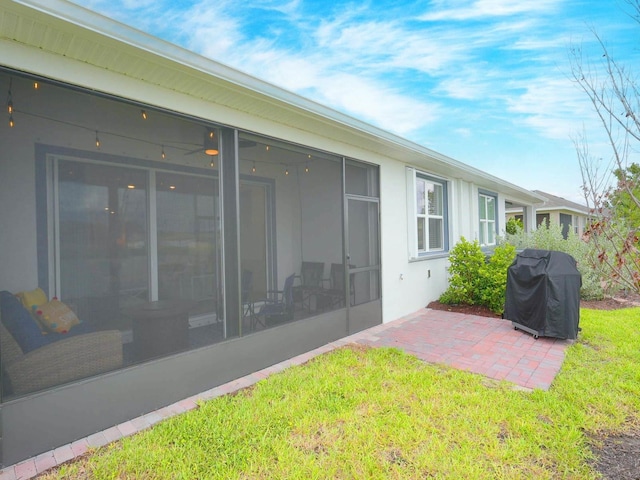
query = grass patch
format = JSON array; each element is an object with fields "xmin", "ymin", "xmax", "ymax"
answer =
[{"xmin": 44, "ymin": 308, "xmax": 640, "ymax": 479}]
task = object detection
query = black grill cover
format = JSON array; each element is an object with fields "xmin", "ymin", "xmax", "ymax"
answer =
[{"xmin": 504, "ymin": 249, "xmax": 581, "ymax": 339}]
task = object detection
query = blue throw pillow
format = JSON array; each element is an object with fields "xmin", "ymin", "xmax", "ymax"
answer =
[{"xmin": 0, "ymin": 291, "xmax": 50, "ymax": 353}]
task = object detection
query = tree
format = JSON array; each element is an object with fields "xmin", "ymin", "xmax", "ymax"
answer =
[
  {"xmin": 569, "ymin": 0, "xmax": 640, "ymax": 295},
  {"xmin": 610, "ymin": 163, "xmax": 640, "ymax": 227},
  {"xmin": 505, "ymin": 216, "xmax": 523, "ymax": 235}
]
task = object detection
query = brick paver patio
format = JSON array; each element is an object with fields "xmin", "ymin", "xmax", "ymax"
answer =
[
  {"xmin": 0, "ymin": 307, "xmax": 572, "ymax": 480},
  {"xmin": 352, "ymin": 308, "xmax": 571, "ymax": 391}
]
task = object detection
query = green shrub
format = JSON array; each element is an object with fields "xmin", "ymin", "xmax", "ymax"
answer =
[
  {"xmin": 478, "ymin": 243, "xmax": 517, "ymax": 314},
  {"xmin": 505, "ymin": 217, "xmax": 523, "ymax": 235},
  {"xmin": 439, "ymin": 238, "xmax": 485, "ymax": 306},
  {"xmin": 439, "ymin": 239, "xmax": 517, "ymax": 314}
]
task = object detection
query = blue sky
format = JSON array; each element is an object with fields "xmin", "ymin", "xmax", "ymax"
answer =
[{"xmin": 73, "ymin": 0, "xmax": 639, "ymax": 203}]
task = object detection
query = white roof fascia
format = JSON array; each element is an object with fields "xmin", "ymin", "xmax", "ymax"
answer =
[{"xmin": 534, "ymin": 206, "xmax": 590, "ymax": 215}]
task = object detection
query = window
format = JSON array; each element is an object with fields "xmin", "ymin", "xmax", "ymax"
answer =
[
  {"xmin": 559, "ymin": 213, "xmax": 572, "ymax": 239},
  {"xmin": 537, "ymin": 213, "xmax": 550, "ymax": 228},
  {"xmin": 478, "ymin": 193, "xmax": 497, "ymax": 246},
  {"xmin": 407, "ymin": 168, "xmax": 448, "ymax": 257}
]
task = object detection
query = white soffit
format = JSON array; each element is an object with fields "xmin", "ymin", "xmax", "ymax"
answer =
[{"xmin": 2, "ymin": 0, "xmax": 543, "ymax": 203}]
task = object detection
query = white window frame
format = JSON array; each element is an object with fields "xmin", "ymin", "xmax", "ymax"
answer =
[
  {"xmin": 406, "ymin": 168, "xmax": 448, "ymax": 259},
  {"xmin": 478, "ymin": 192, "xmax": 497, "ymax": 247}
]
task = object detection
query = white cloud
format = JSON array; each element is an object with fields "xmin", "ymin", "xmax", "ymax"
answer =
[
  {"xmin": 420, "ymin": 0, "xmax": 562, "ymax": 21},
  {"xmin": 120, "ymin": 0, "xmax": 156, "ymax": 8},
  {"xmin": 259, "ymin": 55, "xmax": 325, "ymax": 91},
  {"xmin": 455, "ymin": 127, "xmax": 472, "ymax": 137},
  {"xmin": 161, "ymin": 2, "xmax": 442, "ymax": 135},
  {"xmin": 169, "ymin": 1, "xmax": 597, "ymax": 146},
  {"xmin": 500, "ymin": 72, "xmax": 628, "ymax": 192},
  {"xmin": 257, "ymin": 0, "xmax": 302, "ymax": 17},
  {"xmin": 434, "ymin": 74, "xmax": 494, "ymax": 100},
  {"xmin": 506, "ymin": 76, "xmax": 597, "ymax": 140},
  {"xmin": 175, "ymin": 2, "xmax": 245, "ymax": 59},
  {"xmin": 313, "ymin": 17, "xmax": 469, "ymax": 75},
  {"xmin": 228, "ymin": 48, "xmax": 440, "ymax": 135},
  {"xmin": 314, "ymin": 73, "xmax": 439, "ymax": 135}
]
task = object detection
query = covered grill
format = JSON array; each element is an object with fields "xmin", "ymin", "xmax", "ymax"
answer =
[{"xmin": 504, "ymin": 249, "xmax": 581, "ymax": 340}]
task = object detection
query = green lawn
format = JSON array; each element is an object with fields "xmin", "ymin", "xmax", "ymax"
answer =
[{"xmin": 45, "ymin": 307, "xmax": 640, "ymax": 479}]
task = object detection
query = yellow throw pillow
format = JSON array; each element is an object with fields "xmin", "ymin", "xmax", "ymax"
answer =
[
  {"xmin": 17, "ymin": 287, "xmax": 48, "ymax": 311},
  {"xmin": 35, "ymin": 299, "xmax": 80, "ymax": 334},
  {"xmin": 17, "ymin": 287, "xmax": 50, "ymax": 333}
]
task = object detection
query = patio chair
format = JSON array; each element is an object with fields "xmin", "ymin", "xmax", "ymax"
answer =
[
  {"xmin": 256, "ymin": 273, "xmax": 296, "ymax": 326},
  {"xmin": 292, "ymin": 261, "xmax": 325, "ymax": 312},
  {"xmin": 242, "ymin": 269, "xmax": 263, "ymax": 331},
  {"xmin": 318, "ymin": 263, "xmax": 356, "ymax": 310},
  {"xmin": 317, "ymin": 263, "xmax": 345, "ymax": 310}
]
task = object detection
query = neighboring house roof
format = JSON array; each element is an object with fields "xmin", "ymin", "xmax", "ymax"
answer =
[
  {"xmin": 1, "ymin": 0, "xmax": 544, "ymax": 204},
  {"xmin": 506, "ymin": 190, "xmax": 589, "ymax": 215},
  {"xmin": 530, "ymin": 190, "xmax": 590, "ymax": 215}
]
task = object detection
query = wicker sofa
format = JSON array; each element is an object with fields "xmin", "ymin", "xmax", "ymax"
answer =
[{"xmin": 0, "ymin": 291, "xmax": 123, "ymax": 397}]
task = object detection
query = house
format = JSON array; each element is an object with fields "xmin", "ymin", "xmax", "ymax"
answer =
[
  {"xmin": 506, "ymin": 190, "xmax": 590, "ymax": 238},
  {"xmin": 0, "ymin": 0, "xmax": 543, "ymax": 466}
]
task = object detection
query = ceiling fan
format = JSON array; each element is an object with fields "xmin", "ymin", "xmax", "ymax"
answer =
[
  {"xmin": 184, "ymin": 130, "xmax": 218, "ymax": 156},
  {"xmin": 183, "ymin": 130, "xmax": 257, "ymax": 156}
]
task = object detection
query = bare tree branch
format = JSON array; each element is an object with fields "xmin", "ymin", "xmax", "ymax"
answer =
[{"xmin": 569, "ymin": 2, "xmax": 640, "ymax": 295}]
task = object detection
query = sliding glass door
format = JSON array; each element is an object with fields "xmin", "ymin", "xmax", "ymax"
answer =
[
  {"xmin": 57, "ymin": 160, "xmax": 149, "ymax": 330},
  {"xmin": 156, "ymin": 172, "xmax": 221, "ymax": 317},
  {"xmin": 56, "ymin": 159, "xmax": 222, "ymax": 333}
]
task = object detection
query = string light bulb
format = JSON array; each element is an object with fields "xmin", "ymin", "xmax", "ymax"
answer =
[
  {"xmin": 210, "ymin": 159, "xmax": 215, "ymax": 168},
  {"xmin": 95, "ymin": 130, "xmax": 101, "ymax": 149},
  {"xmin": 6, "ymin": 77, "xmax": 13, "ymax": 114},
  {"xmin": 284, "ymin": 167, "xmax": 289, "ymax": 176},
  {"xmin": 305, "ymin": 164, "xmax": 310, "ymax": 173},
  {"xmin": 8, "ymin": 115, "xmax": 14, "ymax": 128},
  {"xmin": 161, "ymin": 145, "xmax": 166, "ymax": 159},
  {"xmin": 33, "ymin": 81, "xmax": 39, "ymax": 90},
  {"xmin": 141, "ymin": 109, "xmax": 147, "ymax": 120},
  {"xmin": 204, "ymin": 130, "xmax": 219, "ymax": 156},
  {"xmin": 252, "ymin": 161, "xmax": 256, "ymax": 173}
]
